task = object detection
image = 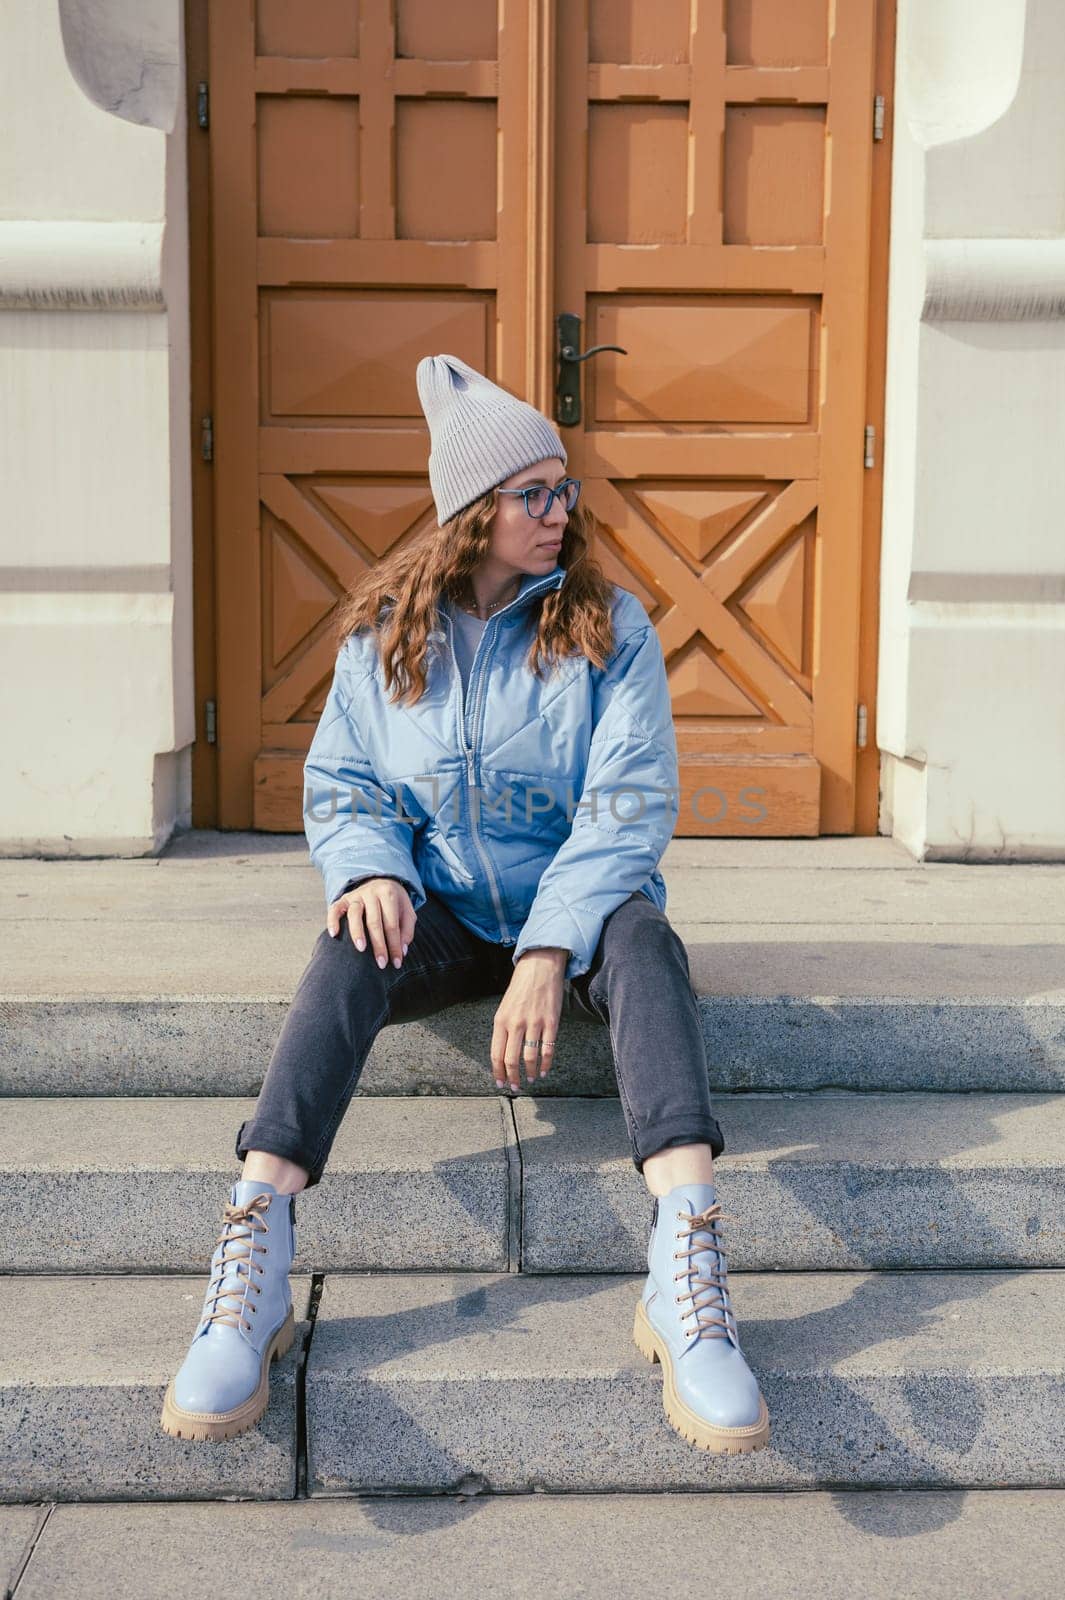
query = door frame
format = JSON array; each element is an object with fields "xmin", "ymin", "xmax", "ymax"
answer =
[
  {"xmin": 186, "ymin": 0, "xmax": 219, "ymax": 830},
  {"xmin": 185, "ymin": 0, "xmax": 896, "ymax": 835},
  {"xmin": 855, "ymin": 0, "xmax": 897, "ymax": 835}
]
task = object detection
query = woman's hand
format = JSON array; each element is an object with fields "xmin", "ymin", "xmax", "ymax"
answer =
[
  {"xmin": 491, "ymin": 948, "xmax": 566, "ymax": 1091},
  {"xmin": 328, "ymin": 877, "xmax": 416, "ymax": 969}
]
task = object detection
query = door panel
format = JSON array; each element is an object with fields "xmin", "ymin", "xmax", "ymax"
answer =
[
  {"xmin": 556, "ymin": 0, "xmax": 877, "ymax": 835},
  {"xmin": 207, "ymin": 0, "xmax": 881, "ymax": 837},
  {"xmin": 210, "ymin": 0, "xmax": 539, "ymax": 826}
]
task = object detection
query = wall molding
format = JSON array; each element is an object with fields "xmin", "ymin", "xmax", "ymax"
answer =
[
  {"xmin": 0, "ymin": 565, "xmax": 173, "ymax": 593},
  {"xmin": 908, "ymin": 571, "xmax": 1065, "ymax": 603},
  {"xmin": 0, "ymin": 220, "xmax": 165, "ymax": 309},
  {"xmin": 58, "ymin": 0, "xmax": 181, "ymax": 132},
  {"xmin": 923, "ymin": 237, "xmax": 1065, "ymax": 321}
]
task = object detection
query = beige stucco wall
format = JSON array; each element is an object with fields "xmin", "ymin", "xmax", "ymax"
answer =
[
  {"xmin": 878, "ymin": 0, "xmax": 1065, "ymax": 859},
  {"xmin": 0, "ymin": 0, "xmax": 193, "ymax": 856}
]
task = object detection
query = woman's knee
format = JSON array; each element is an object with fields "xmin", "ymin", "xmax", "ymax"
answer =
[{"xmin": 309, "ymin": 923, "xmax": 393, "ymax": 988}]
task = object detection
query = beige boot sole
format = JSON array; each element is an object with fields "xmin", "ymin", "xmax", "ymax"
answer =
[
  {"xmin": 633, "ymin": 1297, "xmax": 770, "ymax": 1455},
  {"xmin": 159, "ymin": 1306, "xmax": 296, "ymax": 1442}
]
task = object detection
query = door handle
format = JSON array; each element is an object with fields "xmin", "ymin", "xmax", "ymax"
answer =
[{"xmin": 555, "ymin": 312, "xmax": 627, "ymax": 427}]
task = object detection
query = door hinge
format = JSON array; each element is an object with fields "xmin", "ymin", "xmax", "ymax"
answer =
[
  {"xmin": 205, "ymin": 699, "xmax": 217, "ymax": 745},
  {"xmin": 201, "ymin": 413, "xmax": 214, "ymax": 462},
  {"xmin": 197, "ymin": 81, "xmax": 209, "ymax": 130},
  {"xmin": 873, "ymin": 94, "xmax": 885, "ymax": 142},
  {"xmin": 856, "ymin": 702, "xmax": 868, "ymax": 750},
  {"xmin": 864, "ymin": 423, "xmax": 875, "ymax": 469}
]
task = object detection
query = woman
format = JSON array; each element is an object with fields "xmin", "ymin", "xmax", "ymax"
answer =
[{"xmin": 160, "ymin": 355, "xmax": 770, "ymax": 1457}]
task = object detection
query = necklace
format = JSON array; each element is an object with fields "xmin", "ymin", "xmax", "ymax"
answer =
[{"xmin": 458, "ymin": 581, "xmax": 519, "ymax": 620}]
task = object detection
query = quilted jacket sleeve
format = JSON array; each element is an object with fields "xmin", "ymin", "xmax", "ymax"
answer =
[
  {"xmin": 511, "ymin": 607, "xmax": 679, "ymax": 982},
  {"xmin": 303, "ymin": 641, "xmax": 427, "ymax": 912}
]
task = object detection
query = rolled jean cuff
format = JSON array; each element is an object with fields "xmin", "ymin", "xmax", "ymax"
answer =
[
  {"xmin": 635, "ymin": 1114, "xmax": 725, "ymax": 1172},
  {"xmin": 235, "ymin": 1117, "xmax": 325, "ymax": 1188}
]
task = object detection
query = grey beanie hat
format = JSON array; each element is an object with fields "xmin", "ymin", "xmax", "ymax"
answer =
[{"xmin": 415, "ymin": 353, "xmax": 567, "ymax": 524}]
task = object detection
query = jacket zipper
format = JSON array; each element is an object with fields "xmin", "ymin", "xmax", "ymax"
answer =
[
  {"xmin": 443, "ymin": 606, "xmax": 513, "ymax": 942},
  {"xmin": 441, "ymin": 572, "xmax": 562, "ymax": 945}
]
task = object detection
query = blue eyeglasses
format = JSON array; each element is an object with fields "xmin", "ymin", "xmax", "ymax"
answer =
[{"xmin": 496, "ymin": 477, "xmax": 581, "ymax": 520}]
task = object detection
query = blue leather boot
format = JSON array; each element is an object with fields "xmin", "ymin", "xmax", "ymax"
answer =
[
  {"xmin": 633, "ymin": 1180, "xmax": 769, "ymax": 1454},
  {"xmin": 160, "ymin": 1179, "xmax": 297, "ymax": 1441}
]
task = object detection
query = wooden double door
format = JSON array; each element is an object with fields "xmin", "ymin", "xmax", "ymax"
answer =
[{"xmin": 201, "ymin": 0, "xmax": 889, "ymax": 835}]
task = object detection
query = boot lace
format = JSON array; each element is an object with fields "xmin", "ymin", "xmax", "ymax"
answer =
[
  {"xmin": 201, "ymin": 1192, "xmax": 273, "ymax": 1333},
  {"xmin": 671, "ymin": 1201, "xmax": 738, "ymax": 1343}
]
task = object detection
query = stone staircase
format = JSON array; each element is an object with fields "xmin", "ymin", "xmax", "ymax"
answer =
[{"xmin": 3, "ymin": 834, "xmax": 1065, "ymax": 1508}]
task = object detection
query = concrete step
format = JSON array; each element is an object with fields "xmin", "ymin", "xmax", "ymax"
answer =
[
  {"xmin": 5, "ymin": 1269, "xmax": 1062, "ymax": 1505},
  {"xmin": 307, "ymin": 1268, "xmax": 1065, "ymax": 1493},
  {"xmin": 5, "ymin": 835, "xmax": 1065, "ymax": 1098},
  {"xmin": 514, "ymin": 1092, "xmax": 1065, "ymax": 1271},
  {"xmin": 0, "ymin": 1097, "xmax": 517, "ymax": 1273},
  {"xmin": 6, "ymin": 1491, "xmax": 1065, "ymax": 1599},
  {"xmin": 0, "ymin": 1275, "xmax": 313, "ymax": 1504},
  {"xmin": 6, "ymin": 988, "xmax": 1065, "ymax": 1097},
  {"xmin": 3, "ymin": 1093, "xmax": 1064, "ymax": 1273}
]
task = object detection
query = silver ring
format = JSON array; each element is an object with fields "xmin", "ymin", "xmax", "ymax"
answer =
[{"xmin": 523, "ymin": 1038, "xmax": 541, "ymax": 1048}]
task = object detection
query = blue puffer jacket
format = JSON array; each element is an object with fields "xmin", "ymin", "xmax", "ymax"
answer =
[{"xmin": 303, "ymin": 562, "xmax": 679, "ymax": 982}]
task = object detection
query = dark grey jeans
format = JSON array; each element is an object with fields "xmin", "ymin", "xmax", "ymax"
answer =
[{"xmin": 235, "ymin": 888, "xmax": 724, "ymax": 1187}]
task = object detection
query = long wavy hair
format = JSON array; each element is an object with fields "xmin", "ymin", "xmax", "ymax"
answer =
[{"xmin": 332, "ymin": 488, "xmax": 618, "ymax": 708}]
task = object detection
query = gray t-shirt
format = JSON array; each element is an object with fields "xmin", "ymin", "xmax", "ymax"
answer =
[{"xmin": 444, "ymin": 597, "xmax": 488, "ymax": 701}]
